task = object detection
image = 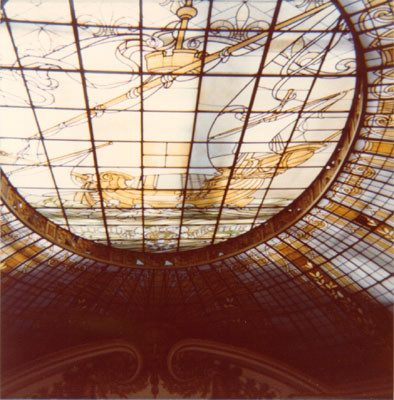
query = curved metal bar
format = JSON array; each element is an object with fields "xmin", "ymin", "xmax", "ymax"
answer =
[
  {"xmin": 167, "ymin": 338, "xmax": 325, "ymax": 394},
  {"xmin": 1, "ymin": 340, "xmax": 143, "ymax": 396},
  {"xmin": 0, "ymin": 0, "xmax": 369, "ymax": 268}
]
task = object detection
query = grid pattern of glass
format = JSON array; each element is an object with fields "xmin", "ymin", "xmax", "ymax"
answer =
[
  {"xmin": 0, "ymin": 0, "xmax": 392, "ymax": 387},
  {"xmin": 0, "ymin": 0, "xmax": 357, "ymax": 252},
  {"xmin": 1, "ymin": 198, "xmax": 389, "ymax": 367}
]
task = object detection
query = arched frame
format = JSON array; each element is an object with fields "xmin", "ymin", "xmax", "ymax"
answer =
[{"xmin": 1, "ymin": 0, "xmax": 391, "ymax": 269}]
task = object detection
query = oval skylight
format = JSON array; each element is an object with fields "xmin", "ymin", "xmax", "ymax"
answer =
[{"xmin": 0, "ymin": 0, "xmax": 357, "ymax": 252}]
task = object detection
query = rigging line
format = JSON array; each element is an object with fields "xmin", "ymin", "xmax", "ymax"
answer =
[
  {"xmin": 8, "ymin": 142, "xmax": 113, "ymax": 175},
  {"xmin": 139, "ymin": 0, "xmax": 147, "ymax": 252},
  {"xmin": 0, "ymin": 65, "xmax": 357, "ymax": 78},
  {"xmin": 69, "ymin": 0, "xmax": 111, "ymax": 246},
  {"xmin": 3, "ymin": 13, "xmax": 351, "ymax": 33},
  {"xmin": 209, "ymin": 0, "xmax": 284, "ymax": 246},
  {"xmin": 176, "ymin": 0, "xmax": 215, "ymax": 252},
  {"xmin": 209, "ymin": 89, "xmax": 352, "ymax": 140},
  {"xmin": 69, "ymin": 142, "xmax": 109, "ymax": 189},
  {"xmin": 206, "ymin": 77, "xmax": 256, "ymax": 164},
  {"xmin": 251, "ymin": 18, "xmax": 347, "ymax": 229},
  {"xmin": 26, "ymin": 1, "xmax": 333, "ymax": 141},
  {"xmin": 1, "ymin": 5, "xmax": 71, "ymax": 231}
]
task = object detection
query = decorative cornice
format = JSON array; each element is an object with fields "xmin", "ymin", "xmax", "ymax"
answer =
[
  {"xmin": 1, "ymin": 340, "xmax": 142, "ymax": 396},
  {"xmin": 167, "ymin": 339, "xmax": 326, "ymax": 395}
]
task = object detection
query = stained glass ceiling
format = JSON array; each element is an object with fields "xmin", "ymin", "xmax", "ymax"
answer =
[{"xmin": 0, "ymin": 0, "xmax": 358, "ymax": 252}]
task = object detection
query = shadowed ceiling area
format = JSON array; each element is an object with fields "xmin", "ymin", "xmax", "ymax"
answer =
[{"xmin": 0, "ymin": 0, "xmax": 393, "ymax": 398}]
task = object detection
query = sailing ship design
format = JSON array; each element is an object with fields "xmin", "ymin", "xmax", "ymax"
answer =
[
  {"xmin": 0, "ymin": 0, "xmax": 357, "ymax": 249},
  {"xmin": 71, "ymin": 140, "xmax": 333, "ymax": 209}
]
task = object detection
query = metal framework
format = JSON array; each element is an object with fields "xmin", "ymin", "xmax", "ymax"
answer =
[
  {"xmin": 0, "ymin": 0, "xmax": 393, "ymax": 387},
  {"xmin": 0, "ymin": 0, "xmax": 365, "ymax": 264}
]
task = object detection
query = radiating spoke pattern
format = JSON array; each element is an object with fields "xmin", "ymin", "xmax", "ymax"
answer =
[
  {"xmin": 0, "ymin": 0, "xmax": 392, "ymax": 392},
  {"xmin": 0, "ymin": 0, "xmax": 358, "ymax": 252}
]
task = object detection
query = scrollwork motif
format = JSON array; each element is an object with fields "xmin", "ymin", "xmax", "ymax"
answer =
[{"xmin": 167, "ymin": 350, "xmax": 278, "ymax": 399}]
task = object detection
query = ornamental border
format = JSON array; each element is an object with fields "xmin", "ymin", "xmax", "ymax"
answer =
[{"xmin": 0, "ymin": 0, "xmax": 367, "ymax": 269}]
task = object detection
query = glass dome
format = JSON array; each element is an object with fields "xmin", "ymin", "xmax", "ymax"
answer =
[{"xmin": 0, "ymin": 0, "xmax": 358, "ymax": 252}]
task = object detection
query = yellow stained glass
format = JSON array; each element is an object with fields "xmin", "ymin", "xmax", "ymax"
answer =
[{"xmin": 0, "ymin": 0, "xmax": 358, "ymax": 252}]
